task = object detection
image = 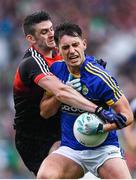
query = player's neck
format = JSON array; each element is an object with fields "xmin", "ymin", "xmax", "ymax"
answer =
[
  {"xmin": 44, "ymin": 50, "xmax": 53, "ymax": 58},
  {"xmin": 33, "ymin": 45, "xmax": 53, "ymax": 58},
  {"xmin": 68, "ymin": 66, "xmax": 80, "ymax": 78}
]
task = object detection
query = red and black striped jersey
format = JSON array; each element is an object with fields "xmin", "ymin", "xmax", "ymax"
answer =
[{"xmin": 13, "ymin": 46, "xmax": 62, "ymax": 136}]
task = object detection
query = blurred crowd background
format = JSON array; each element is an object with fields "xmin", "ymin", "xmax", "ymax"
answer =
[{"xmin": 0, "ymin": 0, "xmax": 136, "ymax": 178}]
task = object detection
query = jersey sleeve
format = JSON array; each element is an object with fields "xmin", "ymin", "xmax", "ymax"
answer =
[
  {"xmin": 19, "ymin": 57, "xmax": 53, "ymax": 86},
  {"xmin": 96, "ymin": 76, "xmax": 123, "ymax": 106},
  {"xmin": 84, "ymin": 61, "xmax": 123, "ymax": 106}
]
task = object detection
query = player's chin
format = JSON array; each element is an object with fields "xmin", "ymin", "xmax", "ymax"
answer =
[
  {"xmin": 70, "ymin": 60, "xmax": 81, "ymax": 66},
  {"xmin": 48, "ymin": 42, "xmax": 56, "ymax": 48}
]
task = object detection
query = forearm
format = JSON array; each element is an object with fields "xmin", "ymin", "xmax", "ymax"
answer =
[
  {"xmin": 38, "ymin": 76, "xmax": 97, "ymax": 113},
  {"xmin": 112, "ymin": 95, "xmax": 134, "ymax": 126},
  {"xmin": 55, "ymin": 85, "xmax": 97, "ymax": 112},
  {"xmin": 95, "ymin": 96, "xmax": 134, "ymax": 132},
  {"xmin": 102, "ymin": 96, "xmax": 134, "ymax": 132},
  {"xmin": 40, "ymin": 95, "xmax": 61, "ymax": 119}
]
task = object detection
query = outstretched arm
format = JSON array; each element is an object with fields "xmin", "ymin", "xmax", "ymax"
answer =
[{"xmin": 38, "ymin": 75, "xmax": 97, "ymax": 113}]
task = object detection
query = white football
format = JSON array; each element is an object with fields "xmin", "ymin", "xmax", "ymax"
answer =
[{"xmin": 73, "ymin": 112, "xmax": 108, "ymax": 147}]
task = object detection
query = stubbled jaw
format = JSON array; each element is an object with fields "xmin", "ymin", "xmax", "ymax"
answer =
[{"xmin": 48, "ymin": 39, "xmax": 56, "ymax": 47}]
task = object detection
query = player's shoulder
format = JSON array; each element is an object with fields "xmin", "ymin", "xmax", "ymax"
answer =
[
  {"xmin": 17, "ymin": 49, "xmax": 38, "ymax": 76},
  {"xmin": 82, "ymin": 55, "xmax": 114, "ymax": 83},
  {"xmin": 84, "ymin": 55, "xmax": 105, "ymax": 69},
  {"xmin": 83, "ymin": 55, "xmax": 110, "ymax": 76}
]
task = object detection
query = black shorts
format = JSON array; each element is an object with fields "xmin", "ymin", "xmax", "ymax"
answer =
[{"xmin": 15, "ymin": 130, "xmax": 60, "ymax": 175}]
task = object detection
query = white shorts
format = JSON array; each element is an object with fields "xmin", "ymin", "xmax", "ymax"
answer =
[{"xmin": 53, "ymin": 145, "xmax": 123, "ymax": 177}]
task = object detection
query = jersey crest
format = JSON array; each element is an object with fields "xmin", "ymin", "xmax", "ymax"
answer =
[{"xmin": 82, "ymin": 85, "xmax": 89, "ymax": 95}]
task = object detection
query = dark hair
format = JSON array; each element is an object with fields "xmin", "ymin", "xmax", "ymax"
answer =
[
  {"xmin": 23, "ymin": 11, "xmax": 51, "ymax": 36},
  {"xmin": 54, "ymin": 22, "xmax": 82, "ymax": 46}
]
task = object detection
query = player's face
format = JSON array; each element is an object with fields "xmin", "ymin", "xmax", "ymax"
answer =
[
  {"xmin": 33, "ymin": 20, "xmax": 56, "ymax": 50},
  {"xmin": 58, "ymin": 35, "xmax": 86, "ymax": 68}
]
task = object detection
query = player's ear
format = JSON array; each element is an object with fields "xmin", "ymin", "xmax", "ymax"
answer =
[
  {"xmin": 26, "ymin": 34, "xmax": 36, "ymax": 44},
  {"xmin": 83, "ymin": 39, "xmax": 87, "ymax": 50}
]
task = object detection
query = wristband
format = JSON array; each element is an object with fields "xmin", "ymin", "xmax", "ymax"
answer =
[{"xmin": 114, "ymin": 113, "xmax": 127, "ymax": 129}]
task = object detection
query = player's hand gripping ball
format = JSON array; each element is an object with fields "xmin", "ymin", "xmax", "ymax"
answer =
[{"xmin": 73, "ymin": 112, "xmax": 108, "ymax": 147}]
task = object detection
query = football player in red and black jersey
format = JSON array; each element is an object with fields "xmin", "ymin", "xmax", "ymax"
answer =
[{"xmin": 13, "ymin": 11, "xmax": 62, "ymax": 175}]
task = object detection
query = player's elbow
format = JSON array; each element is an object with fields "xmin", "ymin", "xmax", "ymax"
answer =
[
  {"xmin": 40, "ymin": 108, "xmax": 59, "ymax": 119},
  {"xmin": 40, "ymin": 110, "xmax": 51, "ymax": 119},
  {"xmin": 126, "ymin": 112, "xmax": 134, "ymax": 127}
]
